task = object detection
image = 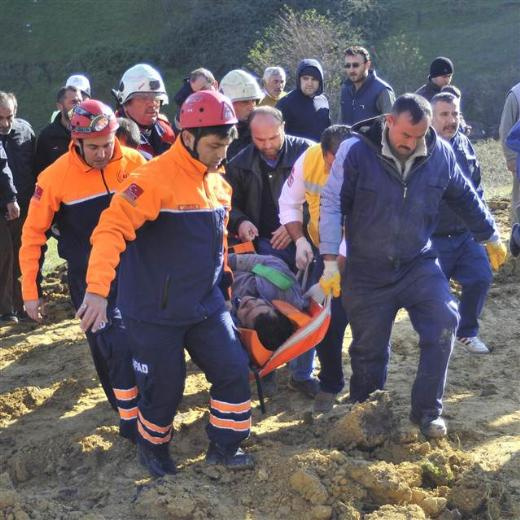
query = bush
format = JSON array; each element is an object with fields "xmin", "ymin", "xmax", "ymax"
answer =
[
  {"xmin": 247, "ymin": 6, "xmax": 364, "ymax": 121},
  {"xmin": 375, "ymin": 33, "xmax": 427, "ymax": 96}
]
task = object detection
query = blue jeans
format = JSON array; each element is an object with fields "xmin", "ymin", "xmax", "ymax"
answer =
[{"xmin": 432, "ymin": 232, "xmax": 492, "ymax": 338}]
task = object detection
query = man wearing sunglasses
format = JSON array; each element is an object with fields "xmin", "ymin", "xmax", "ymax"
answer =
[
  {"xmin": 340, "ymin": 46, "xmax": 395, "ymax": 126},
  {"xmin": 113, "ymin": 63, "xmax": 175, "ymax": 158},
  {"xmin": 19, "ymin": 99, "xmax": 146, "ymax": 441}
]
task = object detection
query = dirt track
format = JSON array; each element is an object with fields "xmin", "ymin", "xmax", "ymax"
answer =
[{"xmin": 1, "ymin": 198, "xmax": 519, "ymax": 520}]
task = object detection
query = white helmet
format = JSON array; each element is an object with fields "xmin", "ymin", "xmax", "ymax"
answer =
[
  {"xmin": 116, "ymin": 64, "xmax": 168, "ymax": 105},
  {"xmin": 219, "ymin": 70, "xmax": 262, "ymax": 102},
  {"xmin": 65, "ymin": 74, "xmax": 91, "ymax": 97}
]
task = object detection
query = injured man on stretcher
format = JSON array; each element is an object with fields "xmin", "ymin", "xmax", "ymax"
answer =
[{"xmin": 228, "ymin": 253, "xmax": 307, "ymax": 351}]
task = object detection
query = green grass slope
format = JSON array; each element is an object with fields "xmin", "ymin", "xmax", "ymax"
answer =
[{"xmin": 382, "ymin": 0, "xmax": 520, "ymax": 132}]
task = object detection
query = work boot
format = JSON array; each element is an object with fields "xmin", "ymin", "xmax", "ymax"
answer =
[
  {"xmin": 137, "ymin": 443, "xmax": 177, "ymax": 478},
  {"xmin": 456, "ymin": 336, "xmax": 490, "ymax": 354},
  {"xmin": 313, "ymin": 390, "xmax": 337, "ymax": 413},
  {"xmin": 288, "ymin": 376, "xmax": 320, "ymax": 398},
  {"xmin": 0, "ymin": 313, "xmax": 18, "ymax": 324},
  {"xmin": 205, "ymin": 442, "xmax": 254, "ymax": 470},
  {"xmin": 410, "ymin": 414, "xmax": 447, "ymax": 439},
  {"xmin": 510, "ymin": 223, "xmax": 520, "ymax": 257}
]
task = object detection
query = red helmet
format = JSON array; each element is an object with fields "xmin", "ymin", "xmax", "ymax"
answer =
[
  {"xmin": 70, "ymin": 99, "xmax": 119, "ymax": 139},
  {"xmin": 179, "ymin": 91, "xmax": 238, "ymax": 129}
]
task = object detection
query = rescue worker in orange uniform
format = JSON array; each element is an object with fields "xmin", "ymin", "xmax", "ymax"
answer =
[
  {"xmin": 19, "ymin": 100, "xmax": 146, "ymax": 441},
  {"xmin": 77, "ymin": 91, "xmax": 253, "ymax": 478}
]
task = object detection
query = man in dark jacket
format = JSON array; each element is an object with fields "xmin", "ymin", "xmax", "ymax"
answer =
[
  {"xmin": 430, "ymin": 93, "xmax": 493, "ymax": 355},
  {"xmin": 0, "ymin": 142, "xmax": 20, "ymax": 322},
  {"xmin": 35, "ymin": 85, "xmax": 83, "ymax": 174},
  {"xmin": 416, "ymin": 57, "xmax": 456, "ymax": 101},
  {"xmin": 340, "ymin": 46, "xmax": 395, "ymax": 125},
  {"xmin": 226, "ymin": 106, "xmax": 317, "ymax": 396},
  {"xmin": 0, "ymin": 91, "xmax": 36, "ymax": 322},
  {"xmin": 320, "ymin": 94, "xmax": 506, "ymax": 438},
  {"xmin": 227, "ymin": 106, "xmax": 313, "ymax": 267},
  {"xmin": 276, "ymin": 59, "xmax": 330, "ymax": 141}
]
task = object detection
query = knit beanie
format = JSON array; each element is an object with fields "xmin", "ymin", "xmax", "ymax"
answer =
[
  {"xmin": 429, "ymin": 57, "xmax": 454, "ymax": 79},
  {"xmin": 299, "ymin": 66, "xmax": 321, "ymax": 81}
]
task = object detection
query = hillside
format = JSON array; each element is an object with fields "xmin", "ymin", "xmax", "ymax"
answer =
[{"xmin": 1, "ymin": 0, "xmax": 519, "ymax": 132}]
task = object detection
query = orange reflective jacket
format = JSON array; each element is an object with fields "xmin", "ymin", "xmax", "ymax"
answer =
[
  {"xmin": 20, "ymin": 139, "xmax": 145, "ymax": 301},
  {"xmin": 86, "ymin": 137, "xmax": 232, "ymax": 325}
]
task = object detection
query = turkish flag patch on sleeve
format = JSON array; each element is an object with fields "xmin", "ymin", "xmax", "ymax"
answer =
[
  {"xmin": 32, "ymin": 184, "xmax": 43, "ymax": 201},
  {"xmin": 121, "ymin": 183, "xmax": 144, "ymax": 205}
]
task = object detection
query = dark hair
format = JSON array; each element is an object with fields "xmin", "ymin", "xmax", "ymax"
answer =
[
  {"xmin": 441, "ymin": 85, "xmax": 461, "ymax": 99},
  {"xmin": 186, "ymin": 124, "xmax": 238, "ymax": 141},
  {"xmin": 254, "ymin": 310, "xmax": 294, "ymax": 351},
  {"xmin": 321, "ymin": 125, "xmax": 351, "ymax": 155},
  {"xmin": 392, "ymin": 93, "xmax": 432, "ymax": 124},
  {"xmin": 116, "ymin": 117, "xmax": 141, "ymax": 148},
  {"xmin": 56, "ymin": 86, "xmax": 80, "ymax": 104},
  {"xmin": 249, "ymin": 105, "xmax": 284, "ymax": 125},
  {"xmin": 431, "ymin": 92, "xmax": 459, "ymax": 107},
  {"xmin": 345, "ymin": 46, "xmax": 370, "ymax": 62}
]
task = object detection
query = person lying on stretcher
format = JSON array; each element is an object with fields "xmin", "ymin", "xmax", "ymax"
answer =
[{"xmin": 228, "ymin": 253, "xmax": 306, "ymax": 351}]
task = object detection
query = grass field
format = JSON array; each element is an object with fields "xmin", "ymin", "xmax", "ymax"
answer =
[{"xmin": 2, "ymin": 0, "xmax": 519, "ymax": 131}]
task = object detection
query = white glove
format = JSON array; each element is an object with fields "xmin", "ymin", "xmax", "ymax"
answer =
[
  {"xmin": 304, "ymin": 283, "xmax": 326, "ymax": 305},
  {"xmin": 295, "ymin": 236, "xmax": 314, "ymax": 271}
]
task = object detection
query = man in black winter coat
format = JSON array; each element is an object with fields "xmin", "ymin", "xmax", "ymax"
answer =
[
  {"xmin": 35, "ymin": 86, "xmax": 83, "ymax": 174},
  {"xmin": 0, "ymin": 91, "xmax": 34, "ymax": 322},
  {"xmin": 276, "ymin": 59, "xmax": 331, "ymax": 141}
]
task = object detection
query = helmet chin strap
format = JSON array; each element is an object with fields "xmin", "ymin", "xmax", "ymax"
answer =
[
  {"xmin": 76, "ymin": 141, "xmax": 86, "ymax": 162},
  {"xmin": 182, "ymin": 129, "xmax": 201, "ymax": 160}
]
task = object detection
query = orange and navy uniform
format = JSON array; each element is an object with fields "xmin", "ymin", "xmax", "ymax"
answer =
[
  {"xmin": 85, "ymin": 137, "xmax": 251, "ymax": 451},
  {"xmin": 20, "ymin": 139, "xmax": 145, "ymax": 303},
  {"xmin": 86, "ymin": 137, "xmax": 232, "ymax": 324},
  {"xmin": 116, "ymin": 108, "xmax": 175, "ymax": 157},
  {"xmin": 19, "ymin": 138, "xmax": 145, "ymax": 431}
]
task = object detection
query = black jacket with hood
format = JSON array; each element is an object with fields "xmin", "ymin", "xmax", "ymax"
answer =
[{"xmin": 276, "ymin": 59, "xmax": 331, "ymax": 141}]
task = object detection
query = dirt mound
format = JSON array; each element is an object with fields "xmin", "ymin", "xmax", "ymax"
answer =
[{"xmin": 1, "ymin": 197, "xmax": 519, "ymax": 519}]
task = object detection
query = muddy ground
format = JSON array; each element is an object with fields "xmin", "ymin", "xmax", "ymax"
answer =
[{"xmin": 1, "ymin": 197, "xmax": 519, "ymax": 520}]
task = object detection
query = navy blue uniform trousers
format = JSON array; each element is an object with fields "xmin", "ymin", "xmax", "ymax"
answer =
[
  {"xmin": 343, "ymin": 257, "xmax": 459, "ymax": 422},
  {"xmin": 432, "ymin": 232, "xmax": 492, "ymax": 339},
  {"xmin": 125, "ymin": 307, "xmax": 251, "ymax": 452},
  {"xmin": 68, "ymin": 270, "xmax": 138, "ymax": 437}
]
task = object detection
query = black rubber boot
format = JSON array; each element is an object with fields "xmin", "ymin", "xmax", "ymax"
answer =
[
  {"xmin": 205, "ymin": 442, "xmax": 254, "ymax": 470},
  {"xmin": 510, "ymin": 223, "xmax": 520, "ymax": 257},
  {"xmin": 138, "ymin": 443, "xmax": 177, "ymax": 478}
]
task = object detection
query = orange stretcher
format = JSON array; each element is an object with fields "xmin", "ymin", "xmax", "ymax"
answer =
[
  {"xmin": 230, "ymin": 240, "xmax": 332, "ymax": 411},
  {"xmin": 239, "ymin": 297, "xmax": 332, "ymax": 412}
]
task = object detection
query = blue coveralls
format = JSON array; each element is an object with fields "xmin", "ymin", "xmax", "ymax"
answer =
[
  {"xmin": 320, "ymin": 119, "xmax": 496, "ymax": 423},
  {"xmin": 431, "ymin": 132, "xmax": 492, "ymax": 339}
]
